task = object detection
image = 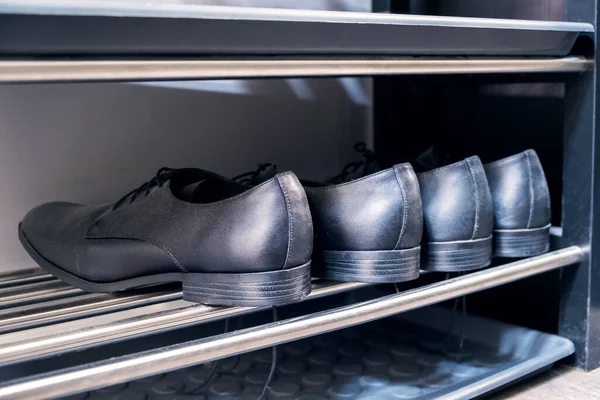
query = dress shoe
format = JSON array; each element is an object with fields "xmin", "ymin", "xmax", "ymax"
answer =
[
  {"xmin": 234, "ymin": 161, "xmax": 423, "ymax": 283},
  {"xmin": 484, "ymin": 150, "xmax": 551, "ymax": 257},
  {"xmin": 19, "ymin": 168, "xmax": 313, "ymax": 306},
  {"xmin": 417, "ymin": 157, "xmax": 494, "ymax": 272},
  {"xmin": 305, "ymin": 164, "xmax": 423, "ymax": 283}
]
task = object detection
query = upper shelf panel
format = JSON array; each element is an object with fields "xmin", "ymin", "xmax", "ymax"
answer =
[{"xmin": 0, "ymin": 1, "xmax": 593, "ymax": 57}]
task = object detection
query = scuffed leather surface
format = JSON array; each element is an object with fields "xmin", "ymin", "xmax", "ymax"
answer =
[
  {"xmin": 418, "ymin": 156, "xmax": 493, "ymax": 243},
  {"xmin": 484, "ymin": 150, "xmax": 551, "ymax": 230},
  {"xmin": 305, "ymin": 163, "xmax": 422, "ymax": 252},
  {"xmin": 21, "ymin": 171, "xmax": 312, "ymax": 281}
]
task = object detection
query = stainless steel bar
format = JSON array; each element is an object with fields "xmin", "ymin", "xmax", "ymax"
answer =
[
  {"xmin": 0, "ymin": 288, "xmax": 83, "ymax": 310},
  {"xmin": 0, "ymin": 57, "xmax": 590, "ymax": 84},
  {"xmin": 0, "ymin": 290, "xmax": 182, "ymax": 334},
  {"xmin": 0, "ymin": 246, "xmax": 583, "ymax": 400},
  {"xmin": 0, "ymin": 268, "xmax": 44, "ymax": 281},
  {"xmin": 0, "ymin": 280, "xmax": 63, "ymax": 295},
  {"xmin": 0, "ymin": 275, "xmax": 54, "ymax": 289},
  {"xmin": 0, "ymin": 280, "xmax": 367, "ymax": 366},
  {"xmin": 0, "ymin": 270, "xmax": 52, "ymax": 289},
  {"xmin": 0, "ymin": 280, "xmax": 79, "ymax": 302}
]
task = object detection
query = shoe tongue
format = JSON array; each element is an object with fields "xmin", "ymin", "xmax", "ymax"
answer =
[
  {"xmin": 345, "ymin": 160, "xmax": 381, "ymax": 182},
  {"xmin": 412, "ymin": 146, "xmax": 452, "ymax": 172},
  {"xmin": 362, "ymin": 158, "xmax": 382, "ymax": 176},
  {"xmin": 179, "ymin": 180, "xmax": 207, "ymax": 202},
  {"xmin": 252, "ymin": 164, "xmax": 277, "ymax": 185},
  {"xmin": 328, "ymin": 157, "xmax": 382, "ymax": 184},
  {"xmin": 179, "ymin": 178, "xmax": 247, "ymax": 203}
]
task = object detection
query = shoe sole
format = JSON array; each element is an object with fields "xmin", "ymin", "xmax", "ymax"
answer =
[
  {"xmin": 493, "ymin": 224, "xmax": 550, "ymax": 258},
  {"xmin": 312, "ymin": 246, "xmax": 420, "ymax": 283},
  {"xmin": 18, "ymin": 223, "xmax": 311, "ymax": 307},
  {"xmin": 423, "ymin": 236, "xmax": 492, "ymax": 272}
]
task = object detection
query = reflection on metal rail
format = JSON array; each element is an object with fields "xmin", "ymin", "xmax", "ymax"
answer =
[
  {"xmin": 0, "ymin": 246, "xmax": 583, "ymax": 400},
  {"xmin": 0, "ymin": 281, "xmax": 82, "ymax": 309},
  {"xmin": 0, "ymin": 280, "xmax": 367, "ymax": 366},
  {"xmin": 0, "ymin": 269, "xmax": 51, "ymax": 288},
  {"xmin": 0, "ymin": 57, "xmax": 590, "ymax": 84},
  {"xmin": 0, "ymin": 290, "xmax": 182, "ymax": 334}
]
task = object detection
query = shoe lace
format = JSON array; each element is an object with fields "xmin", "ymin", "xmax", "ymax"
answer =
[
  {"xmin": 112, "ymin": 167, "xmax": 177, "ymax": 211},
  {"xmin": 232, "ymin": 163, "xmax": 275, "ymax": 185},
  {"xmin": 329, "ymin": 142, "xmax": 376, "ymax": 183}
]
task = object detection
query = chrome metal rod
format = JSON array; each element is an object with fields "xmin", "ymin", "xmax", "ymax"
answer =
[
  {"xmin": 0, "ymin": 269, "xmax": 50, "ymax": 286},
  {"xmin": 0, "ymin": 246, "xmax": 582, "ymax": 400},
  {"xmin": 0, "ymin": 280, "xmax": 68, "ymax": 297},
  {"xmin": 0, "ymin": 275, "xmax": 54, "ymax": 289},
  {"xmin": 0, "ymin": 57, "xmax": 590, "ymax": 83},
  {"xmin": 0, "ymin": 290, "xmax": 182, "ymax": 334},
  {"xmin": 0, "ymin": 280, "xmax": 366, "ymax": 366},
  {"xmin": 0, "ymin": 276, "xmax": 80, "ymax": 310},
  {"xmin": 0, "ymin": 288, "xmax": 83, "ymax": 310}
]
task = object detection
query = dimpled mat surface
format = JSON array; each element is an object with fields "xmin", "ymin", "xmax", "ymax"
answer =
[{"xmin": 63, "ymin": 306, "xmax": 574, "ymax": 400}]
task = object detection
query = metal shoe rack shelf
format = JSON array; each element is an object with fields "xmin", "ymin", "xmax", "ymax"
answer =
[{"xmin": 0, "ymin": 1, "xmax": 597, "ymax": 399}]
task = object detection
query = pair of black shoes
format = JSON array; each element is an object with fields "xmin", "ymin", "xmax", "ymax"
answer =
[{"xmin": 19, "ymin": 150, "xmax": 550, "ymax": 307}]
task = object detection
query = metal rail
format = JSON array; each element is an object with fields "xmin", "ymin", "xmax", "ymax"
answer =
[
  {"xmin": 0, "ymin": 246, "xmax": 583, "ymax": 400},
  {"xmin": 0, "ymin": 269, "xmax": 51, "ymax": 288},
  {"xmin": 0, "ymin": 57, "xmax": 590, "ymax": 84},
  {"xmin": 0, "ymin": 290, "xmax": 182, "ymax": 334},
  {"xmin": 0, "ymin": 280, "xmax": 367, "ymax": 366},
  {"xmin": 0, "ymin": 281, "xmax": 82, "ymax": 310}
]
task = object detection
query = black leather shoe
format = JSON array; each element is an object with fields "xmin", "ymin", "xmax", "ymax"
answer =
[
  {"xmin": 418, "ymin": 156, "xmax": 494, "ymax": 272},
  {"xmin": 304, "ymin": 164, "xmax": 423, "ymax": 283},
  {"xmin": 484, "ymin": 150, "xmax": 551, "ymax": 257},
  {"xmin": 19, "ymin": 168, "xmax": 313, "ymax": 307}
]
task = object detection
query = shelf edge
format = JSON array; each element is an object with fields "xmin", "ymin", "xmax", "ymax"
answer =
[
  {"xmin": 0, "ymin": 57, "xmax": 591, "ymax": 84},
  {"xmin": 0, "ymin": 2, "xmax": 593, "ymax": 33}
]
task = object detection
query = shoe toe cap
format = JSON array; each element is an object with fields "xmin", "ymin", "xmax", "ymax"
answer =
[
  {"xmin": 21, "ymin": 202, "xmax": 109, "ymax": 271},
  {"xmin": 22, "ymin": 201, "xmax": 78, "ymax": 236}
]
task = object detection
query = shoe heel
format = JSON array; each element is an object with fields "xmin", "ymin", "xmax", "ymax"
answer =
[
  {"xmin": 494, "ymin": 224, "xmax": 550, "ymax": 258},
  {"xmin": 424, "ymin": 236, "xmax": 492, "ymax": 272},
  {"xmin": 314, "ymin": 247, "xmax": 420, "ymax": 283},
  {"xmin": 182, "ymin": 262, "xmax": 312, "ymax": 307}
]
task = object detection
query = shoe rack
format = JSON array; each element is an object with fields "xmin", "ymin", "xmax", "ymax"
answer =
[{"xmin": 0, "ymin": 1, "xmax": 596, "ymax": 399}]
